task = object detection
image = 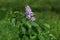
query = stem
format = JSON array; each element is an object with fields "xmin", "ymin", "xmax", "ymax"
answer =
[{"xmin": 25, "ymin": 0, "xmax": 30, "ymax": 5}]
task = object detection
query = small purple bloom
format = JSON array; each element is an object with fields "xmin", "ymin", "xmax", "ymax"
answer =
[
  {"xmin": 26, "ymin": 15, "xmax": 31, "ymax": 19},
  {"xmin": 25, "ymin": 5, "xmax": 35, "ymax": 21},
  {"xmin": 30, "ymin": 12, "xmax": 34, "ymax": 16},
  {"xmin": 25, "ymin": 5, "xmax": 31, "ymax": 12},
  {"xmin": 25, "ymin": 5, "xmax": 33, "ymax": 15},
  {"xmin": 26, "ymin": 11, "xmax": 33, "ymax": 16},
  {"xmin": 31, "ymin": 17, "xmax": 35, "ymax": 21}
]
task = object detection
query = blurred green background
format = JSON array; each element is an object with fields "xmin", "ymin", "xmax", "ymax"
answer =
[{"xmin": 0, "ymin": 0, "xmax": 60, "ymax": 40}]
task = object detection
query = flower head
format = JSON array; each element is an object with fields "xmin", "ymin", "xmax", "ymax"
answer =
[
  {"xmin": 26, "ymin": 15, "xmax": 31, "ymax": 19},
  {"xmin": 25, "ymin": 5, "xmax": 32, "ymax": 12},
  {"xmin": 31, "ymin": 17, "xmax": 35, "ymax": 21},
  {"xmin": 25, "ymin": 5, "xmax": 33, "ymax": 16},
  {"xmin": 25, "ymin": 5, "xmax": 35, "ymax": 21}
]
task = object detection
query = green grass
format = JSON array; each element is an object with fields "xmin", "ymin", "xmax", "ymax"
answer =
[
  {"xmin": 35, "ymin": 11, "xmax": 60, "ymax": 40},
  {"xmin": 0, "ymin": 0, "xmax": 60, "ymax": 40},
  {"xmin": 0, "ymin": 10, "xmax": 60, "ymax": 40}
]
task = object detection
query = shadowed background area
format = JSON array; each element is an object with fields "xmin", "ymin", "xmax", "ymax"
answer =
[{"xmin": 0, "ymin": 0, "xmax": 60, "ymax": 12}]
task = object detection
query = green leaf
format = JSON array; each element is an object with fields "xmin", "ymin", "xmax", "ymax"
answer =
[
  {"xmin": 30, "ymin": 22, "xmax": 39, "ymax": 27},
  {"xmin": 43, "ymin": 23, "xmax": 50, "ymax": 29}
]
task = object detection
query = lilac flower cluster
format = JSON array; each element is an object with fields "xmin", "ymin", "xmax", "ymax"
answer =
[{"xmin": 25, "ymin": 5, "xmax": 35, "ymax": 21}]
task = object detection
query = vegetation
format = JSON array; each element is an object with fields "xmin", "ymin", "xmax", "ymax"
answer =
[{"xmin": 0, "ymin": 0, "xmax": 60, "ymax": 40}]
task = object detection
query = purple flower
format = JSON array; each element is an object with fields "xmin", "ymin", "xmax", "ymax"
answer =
[
  {"xmin": 25, "ymin": 5, "xmax": 35, "ymax": 21},
  {"xmin": 26, "ymin": 15, "xmax": 31, "ymax": 19},
  {"xmin": 25, "ymin": 5, "xmax": 31, "ymax": 12},
  {"xmin": 31, "ymin": 17, "xmax": 35, "ymax": 21},
  {"xmin": 25, "ymin": 5, "xmax": 33, "ymax": 15},
  {"xmin": 25, "ymin": 12, "xmax": 34, "ymax": 16},
  {"xmin": 30, "ymin": 12, "xmax": 34, "ymax": 16}
]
